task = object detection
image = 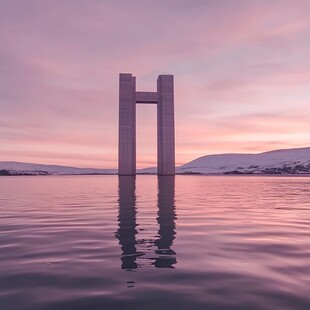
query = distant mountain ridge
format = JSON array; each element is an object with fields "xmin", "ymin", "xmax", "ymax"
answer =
[
  {"xmin": 0, "ymin": 161, "xmax": 116, "ymax": 175},
  {"xmin": 177, "ymin": 146, "xmax": 310, "ymax": 174},
  {"xmin": 1, "ymin": 146, "xmax": 310, "ymax": 175}
]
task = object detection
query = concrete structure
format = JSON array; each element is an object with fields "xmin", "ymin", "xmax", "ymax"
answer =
[{"xmin": 118, "ymin": 73, "xmax": 175, "ymax": 175}]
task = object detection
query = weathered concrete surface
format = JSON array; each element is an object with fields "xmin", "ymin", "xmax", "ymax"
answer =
[
  {"xmin": 157, "ymin": 75, "xmax": 175, "ymax": 175},
  {"xmin": 118, "ymin": 73, "xmax": 136, "ymax": 175},
  {"xmin": 118, "ymin": 73, "xmax": 175, "ymax": 175},
  {"xmin": 135, "ymin": 91, "xmax": 158, "ymax": 104}
]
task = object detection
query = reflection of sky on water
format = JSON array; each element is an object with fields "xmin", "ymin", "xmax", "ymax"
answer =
[
  {"xmin": 0, "ymin": 176, "xmax": 310, "ymax": 308},
  {"xmin": 116, "ymin": 176, "xmax": 176, "ymax": 270}
]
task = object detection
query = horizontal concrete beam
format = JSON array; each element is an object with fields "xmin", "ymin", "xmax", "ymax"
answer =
[{"xmin": 135, "ymin": 91, "xmax": 158, "ymax": 104}]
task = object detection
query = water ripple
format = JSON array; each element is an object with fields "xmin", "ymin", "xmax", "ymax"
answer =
[{"xmin": 0, "ymin": 175, "xmax": 309, "ymax": 309}]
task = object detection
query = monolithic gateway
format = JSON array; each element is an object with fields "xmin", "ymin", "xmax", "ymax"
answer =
[{"xmin": 118, "ymin": 73, "xmax": 175, "ymax": 176}]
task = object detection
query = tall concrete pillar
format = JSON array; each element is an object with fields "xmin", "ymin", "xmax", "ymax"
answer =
[
  {"xmin": 118, "ymin": 73, "xmax": 136, "ymax": 175},
  {"xmin": 118, "ymin": 73, "xmax": 175, "ymax": 175},
  {"xmin": 157, "ymin": 75, "xmax": 175, "ymax": 175}
]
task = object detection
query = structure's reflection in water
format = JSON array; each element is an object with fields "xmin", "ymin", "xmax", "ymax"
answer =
[
  {"xmin": 155, "ymin": 176, "xmax": 177, "ymax": 268},
  {"xmin": 116, "ymin": 176, "xmax": 139, "ymax": 270},
  {"xmin": 116, "ymin": 176, "xmax": 177, "ymax": 270}
]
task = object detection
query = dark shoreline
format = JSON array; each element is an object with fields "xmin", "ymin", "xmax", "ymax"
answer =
[{"xmin": 1, "ymin": 173, "xmax": 310, "ymax": 177}]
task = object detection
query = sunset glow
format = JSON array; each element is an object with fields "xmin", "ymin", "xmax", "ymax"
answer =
[{"xmin": 1, "ymin": 0, "xmax": 309, "ymax": 168}]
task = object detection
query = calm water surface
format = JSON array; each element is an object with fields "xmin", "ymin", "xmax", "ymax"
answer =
[{"xmin": 0, "ymin": 175, "xmax": 309, "ymax": 309}]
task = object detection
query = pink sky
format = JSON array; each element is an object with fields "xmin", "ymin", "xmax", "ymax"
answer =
[{"xmin": 0, "ymin": 0, "xmax": 309, "ymax": 168}]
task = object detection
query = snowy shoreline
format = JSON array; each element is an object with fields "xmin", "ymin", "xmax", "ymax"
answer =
[{"xmin": 1, "ymin": 146, "xmax": 310, "ymax": 176}]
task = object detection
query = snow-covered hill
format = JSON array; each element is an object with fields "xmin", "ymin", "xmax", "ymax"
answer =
[
  {"xmin": 0, "ymin": 162, "xmax": 116, "ymax": 175},
  {"xmin": 177, "ymin": 147, "xmax": 310, "ymax": 174},
  {"xmin": 1, "ymin": 147, "xmax": 310, "ymax": 175}
]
